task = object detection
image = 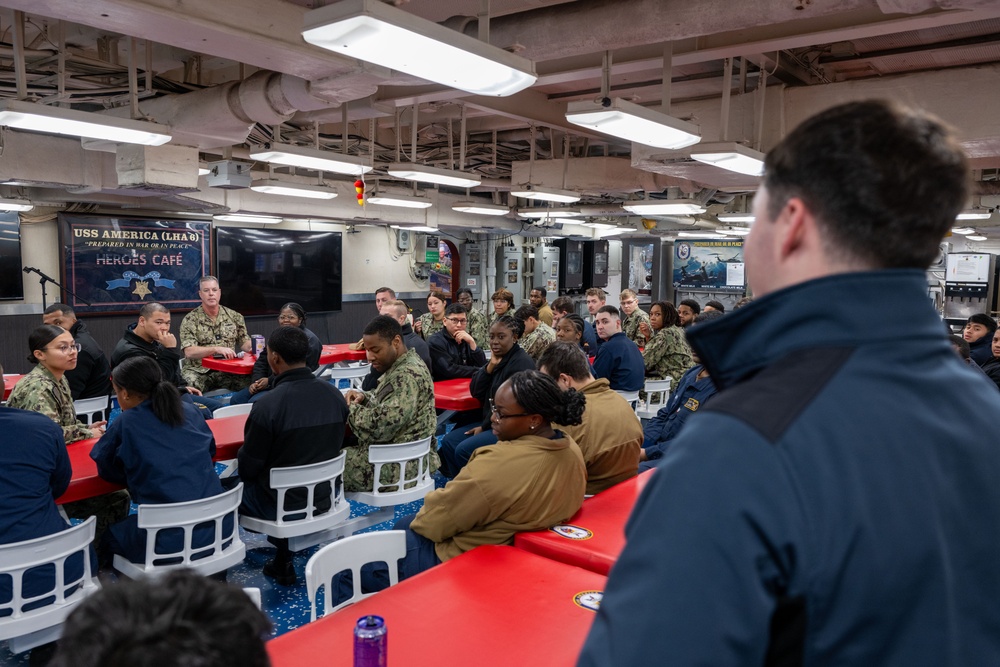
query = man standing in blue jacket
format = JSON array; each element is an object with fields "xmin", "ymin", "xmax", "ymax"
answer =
[{"xmin": 579, "ymin": 100, "xmax": 1000, "ymax": 666}]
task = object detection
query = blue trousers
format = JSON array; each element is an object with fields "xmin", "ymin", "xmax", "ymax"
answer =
[
  {"xmin": 332, "ymin": 515, "xmax": 441, "ymax": 605},
  {"xmin": 437, "ymin": 428, "xmax": 498, "ymax": 478},
  {"xmin": 227, "ymin": 387, "xmax": 267, "ymax": 406}
]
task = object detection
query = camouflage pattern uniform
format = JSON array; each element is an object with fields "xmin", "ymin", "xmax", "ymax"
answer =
[
  {"xmin": 467, "ymin": 307, "xmax": 490, "ymax": 349},
  {"xmin": 6, "ymin": 364, "xmax": 96, "ymax": 443},
  {"xmin": 519, "ymin": 321, "xmax": 557, "ymax": 361},
  {"xmin": 418, "ymin": 312, "xmax": 445, "ymax": 341},
  {"xmin": 179, "ymin": 304, "xmax": 252, "ymax": 392},
  {"xmin": 345, "ymin": 348, "xmax": 438, "ymax": 492},
  {"xmin": 642, "ymin": 325, "xmax": 694, "ymax": 385},
  {"xmin": 622, "ymin": 308, "xmax": 651, "ymax": 347}
]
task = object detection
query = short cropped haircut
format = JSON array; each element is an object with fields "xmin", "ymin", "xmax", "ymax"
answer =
[
  {"xmin": 267, "ymin": 326, "xmax": 309, "ymax": 365},
  {"xmin": 763, "ymin": 100, "xmax": 968, "ymax": 269},
  {"xmin": 597, "ymin": 305, "xmax": 621, "ymax": 320},
  {"xmin": 619, "ymin": 289, "xmax": 637, "ymax": 301},
  {"xmin": 514, "ymin": 304, "xmax": 539, "ymax": 321},
  {"xmin": 679, "ymin": 299, "xmax": 701, "ymax": 315},
  {"xmin": 382, "ymin": 300, "xmax": 408, "ymax": 320},
  {"xmin": 139, "ymin": 302, "xmax": 169, "ymax": 319},
  {"xmin": 694, "ymin": 310, "xmax": 724, "ymax": 325},
  {"xmin": 375, "ymin": 286, "xmax": 395, "ymax": 298},
  {"xmin": 949, "ymin": 334, "xmax": 971, "ymax": 362},
  {"xmin": 705, "ymin": 300, "xmax": 725, "ymax": 313},
  {"xmin": 538, "ymin": 341, "xmax": 592, "ymax": 382},
  {"xmin": 199, "ymin": 275, "xmax": 220, "ymax": 287},
  {"xmin": 445, "ymin": 303, "xmax": 468, "ymax": 317},
  {"xmin": 551, "ymin": 296, "xmax": 575, "ymax": 314},
  {"xmin": 44, "ymin": 302, "xmax": 74, "ymax": 317},
  {"xmin": 48, "ymin": 569, "xmax": 271, "ymax": 667},
  {"xmin": 531, "ymin": 286, "xmax": 547, "ymax": 297},
  {"xmin": 585, "ymin": 288, "xmax": 606, "ymax": 300},
  {"xmin": 363, "ymin": 314, "xmax": 403, "ymax": 343},
  {"xmin": 455, "ymin": 287, "xmax": 473, "ymax": 300}
]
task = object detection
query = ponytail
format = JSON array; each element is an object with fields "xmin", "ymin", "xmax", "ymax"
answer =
[{"xmin": 112, "ymin": 356, "xmax": 185, "ymax": 427}]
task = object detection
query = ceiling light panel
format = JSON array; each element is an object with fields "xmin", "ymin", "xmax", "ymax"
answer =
[
  {"xmin": 622, "ymin": 200, "xmax": 706, "ymax": 215},
  {"xmin": 510, "ymin": 186, "xmax": 581, "ymax": 203},
  {"xmin": 451, "ymin": 201, "xmax": 509, "ymax": 216},
  {"xmin": 302, "ymin": 0, "xmax": 537, "ymax": 97},
  {"xmin": 0, "ymin": 99, "xmax": 171, "ymax": 146},
  {"xmin": 690, "ymin": 142, "xmax": 765, "ymax": 176},
  {"xmin": 249, "ymin": 142, "xmax": 372, "ymax": 176},
  {"xmin": 387, "ymin": 164, "xmax": 481, "ymax": 188},
  {"xmin": 566, "ymin": 98, "xmax": 700, "ymax": 149},
  {"xmin": 250, "ymin": 180, "xmax": 338, "ymax": 199}
]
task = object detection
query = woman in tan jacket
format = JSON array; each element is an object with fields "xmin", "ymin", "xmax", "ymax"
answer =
[{"xmin": 333, "ymin": 370, "xmax": 588, "ymax": 602}]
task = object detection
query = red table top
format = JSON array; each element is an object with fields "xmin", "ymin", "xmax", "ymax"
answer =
[
  {"xmin": 266, "ymin": 545, "xmax": 607, "ymax": 667},
  {"xmin": 3, "ymin": 374, "xmax": 24, "ymax": 401},
  {"xmin": 514, "ymin": 470, "xmax": 655, "ymax": 575},
  {"xmin": 201, "ymin": 353, "xmax": 257, "ymax": 374},
  {"xmin": 320, "ymin": 344, "xmax": 368, "ymax": 364},
  {"xmin": 58, "ymin": 413, "xmax": 249, "ymax": 505},
  {"xmin": 433, "ymin": 378, "xmax": 481, "ymax": 411}
]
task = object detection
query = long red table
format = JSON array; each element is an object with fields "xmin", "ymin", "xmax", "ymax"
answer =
[
  {"xmin": 201, "ymin": 343, "xmax": 368, "ymax": 374},
  {"xmin": 513, "ymin": 470, "xmax": 655, "ymax": 575},
  {"xmin": 3, "ymin": 374, "xmax": 24, "ymax": 401},
  {"xmin": 266, "ymin": 545, "xmax": 606, "ymax": 667},
  {"xmin": 58, "ymin": 413, "xmax": 249, "ymax": 504}
]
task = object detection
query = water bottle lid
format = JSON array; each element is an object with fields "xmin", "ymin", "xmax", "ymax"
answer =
[{"xmin": 357, "ymin": 615, "xmax": 384, "ymax": 630}]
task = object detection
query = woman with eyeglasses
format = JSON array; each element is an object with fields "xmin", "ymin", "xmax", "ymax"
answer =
[
  {"xmin": 230, "ymin": 303, "xmax": 321, "ymax": 405},
  {"xmin": 437, "ymin": 315, "xmax": 536, "ymax": 477},
  {"xmin": 639, "ymin": 301, "xmax": 694, "ymax": 385},
  {"xmin": 8, "ymin": 324, "xmax": 105, "ymax": 443},
  {"xmin": 91, "ymin": 356, "xmax": 225, "ymax": 565},
  {"xmin": 415, "ymin": 290, "xmax": 448, "ymax": 340},
  {"xmin": 332, "ymin": 369, "xmax": 587, "ymax": 604}
]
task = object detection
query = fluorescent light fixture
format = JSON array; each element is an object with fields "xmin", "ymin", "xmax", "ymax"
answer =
[
  {"xmin": 213, "ymin": 213, "xmax": 283, "ymax": 224},
  {"xmin": 565, "ymin": 98, "xmax": 700, "ymax": 149},
  {"xmin": 302, "ymin": 0, "xmax": 537, "ymax": 97},
  {"xmin": 391, "ymin": 224, "xmax": 438, "ymax": 233},
  {"xmin": 718, "ymin": 214, "xmax": 755, "ymax": 223},
  {"xmin": 951, "ymin": 227, "xmax": 975, "ymax": 235},
  {"xmin": 690, "ymin": 142, "xmax": 765, "ymax": 176},
  {"xmin": 249, "ymin": 142, "xmax": 372, "ymax": 176},
  {"xmin": 451, "ymin": 201, "xmax": 509, "ymax": 216},
  {"xmin": 967, "ymin": 234, "xmax": 988, "ymax": 241},
  {"xmin": 956, "ymin": 210, "xmax": 991, "ymax": 220},
  {"xmin": 250, "ymin": 179, "xmax": 338, "ymax": 200},
  {"xmin": 622, "ymin": 200, "xmax": 706, "ymax": 215},
  {"xmin": 510, "ymin": 186, "xmax": 581, "ymax": 203},
  {"xmin": 387, "ymin": 163, "xmax": 481, "ymax": 188},
  {"xmin": 596, "ymin": 227, "xmax": 628, "ymax": 236},
  {"xmin": 517, "ymin": 208, "xmax": 581, "ymax": 219},
  {"xmin": 676, "ymin": 231, "xmax": 716, "ymax": 238},
  {"xmin": 579, "ymin": 222, "xmax": 619, "ymax": 230},
  {"xmin": 0, "ymin": 198, "xmax": 33, "ymax": 212},
  {"xmin": 366, "ymin": 193, "xmax": 433, "ymax": 209},
  {"xmin": 198, "ymin": 167, "xmax": 212, "ymax": 176},
  {"xmin": 717, "ymin": 227, "xmax": 751, "ymax": 236},
  {"xmin": 0, "ymin": 99, "xmax": 171, "ymax": 146}
]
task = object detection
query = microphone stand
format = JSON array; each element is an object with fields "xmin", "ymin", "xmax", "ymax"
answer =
[{"xmin": 22, "ymin": 267, "xmax": 91, "ymax": 310}]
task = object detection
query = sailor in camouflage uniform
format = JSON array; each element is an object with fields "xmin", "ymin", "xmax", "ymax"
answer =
[
  {"xmin": 456, "ymin": 288, "xmax": 489, "ymax": 348},
  {"xmin": 640, "ymin": 301, "xmax": 694, "ymax": 393},
  {"xmin": 179, "ymin": 276, "xmax": 252, "ymax": 392},
  {"xmin": 514, "ymin": 304, "xmax": 556, "ymax": 362},
  {"xmin": 8, "ymin": 325, "xmax": 104, "ymax": 443},
  {"xmin": 620, "ymin": 289, "xmax": 651, "ymax": 347},
  {"xmin": 344, "ymin": 315, "xmax": 438, "ymax": 493}
]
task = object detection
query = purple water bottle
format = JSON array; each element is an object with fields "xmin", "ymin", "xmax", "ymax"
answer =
[{"xmin": 354, "ymin": 615, "xmax": 387, "ymax": 667}]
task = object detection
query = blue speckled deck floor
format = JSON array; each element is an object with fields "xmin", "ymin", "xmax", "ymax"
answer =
[{"xmin": 0, "ymin": 409, "xmax": 450, "ymax": 665}]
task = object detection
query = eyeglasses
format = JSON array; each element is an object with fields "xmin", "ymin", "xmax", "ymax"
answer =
[
  {"xmin": 446, "ymin": 317, "xmax": 468, "ymax": 325},
  {"xmin": 489, "ymin": 399, "xmax": 532, "ymax": 420},
  {"xmin": 45, "ymin": 343, "xmax": 81, "ymax": 354}
]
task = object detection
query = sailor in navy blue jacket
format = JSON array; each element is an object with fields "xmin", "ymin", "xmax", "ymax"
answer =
[
  {"xmin": 92, "ymin": 398, "xmax": 223, "ymax": 563},
  {"xmin": 591, "ymin": 331, "xmax": 644, "ymax": 392},
  {"xmin": 580, "ymin": 270, "xmax": 1000, "ymax": 665},
  {"xmin": 639, "ymin": 364, "xmax": 717, "ymax": 470},
  {"xmin": 0, "ymin": 407, "xmax": 84, "ymax": 600}
]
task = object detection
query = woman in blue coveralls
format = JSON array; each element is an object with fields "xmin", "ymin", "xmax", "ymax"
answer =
[{"xmin": 91, "ymin": 356, "xmax": 225, "ymax": 564}]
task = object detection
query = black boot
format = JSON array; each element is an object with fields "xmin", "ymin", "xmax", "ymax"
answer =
[{"xmin": 262, "ymin": 540, "xmax": 296, "ymax": 586}]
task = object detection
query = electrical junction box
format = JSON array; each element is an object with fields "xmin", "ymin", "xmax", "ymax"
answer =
[
  {"xmin": 204, "ymin": 160, "xmax": 252, "ymax": 189},
  {"xmin": 397, "ymin": 228, "xmax": 411, "ymax": 251}
]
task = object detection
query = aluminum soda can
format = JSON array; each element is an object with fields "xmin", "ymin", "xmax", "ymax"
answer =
[
  {"xmin": 353, "ymin": 615, "xmax": 387, "ymax": 667},
  {"xmin": 251, "ymin": 334, "xmax": 265, "ymax": 356}
]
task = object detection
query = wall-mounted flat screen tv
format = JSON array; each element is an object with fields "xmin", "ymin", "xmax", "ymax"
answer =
[
  {"xmin": 214, "ymin": 227, "xmax": 342, "ymax": 315},
  {"xmin": 0, "ymin": 214, "xmax": 24, "ymax": 301}
]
